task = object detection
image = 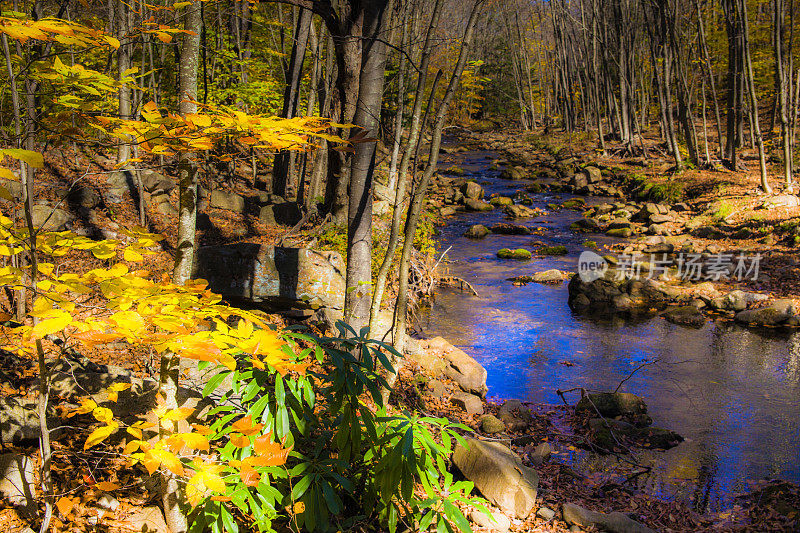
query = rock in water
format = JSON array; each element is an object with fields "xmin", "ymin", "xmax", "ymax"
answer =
[
  {"xmin": 662, "ymin": 305, "xmax": 705, "ymax": 328},
  {"xmin": 193, "ymin": 244, "xmax": 345, "ymax": 312},
  {"xmin": 453, "ymin": 438, "xmax": 538, "ymax": 518},
  {"xmin": 464, "ymin": 198, "xmax": 494, "ymax": 212},
  {"xmin": 576, "ymin": 392, "xmax": 650, "ymax": 425},
  {"xmin": 464, "ymin": 224, "xmax": 490, "ymax": 239},
  {"xmin": 461, "ymin": 181, "xmax": 484, "ymax": 199},
  {"xmin": 562, "ymin": 503, "xmax": 656, "ymax": 533}
]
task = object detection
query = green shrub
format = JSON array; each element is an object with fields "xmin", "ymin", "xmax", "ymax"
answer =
[{"xmin": 195, "ymin": 322, "xmax": 490, "ymax": 533}]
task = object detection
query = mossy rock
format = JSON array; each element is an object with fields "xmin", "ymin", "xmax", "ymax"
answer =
[
  {"xmin": 561, "ymin": 199, "xmax": 586, "ymax": 210},
  {"xmin": 606, "ymin": 227, "xmax": 633, "ymax": 238},
  {"xmin": 582, "ymin": 240, "xmax": 598, "ymax": 249},
  {"xmin": 489, "ymin": 196, "xmax": 514, "ymax": 206},
  {"xmin": 547, "ymin": 203, "xmax": 561, "ymax": 211},
  {"xmin": 444, "ymin": 165, "xmax": 465, "ymax": 175},
  {"xmin": 464, "ymin": 224, "xmax": 490, "ymax": 239},
  {"xmin": 527, "ymin": 182, "xmax": 543, "ymax": 194},
  {"xmin": 537, "ymin": 245, "xmax": 567, "ymax": 256},
  {"xmin": 497, "ymin": 248, "xmax": 532, "ymax": 260}
]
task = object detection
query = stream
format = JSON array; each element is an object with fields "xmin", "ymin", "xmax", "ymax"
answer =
[{"xmin": 419, "ymin": 149, "xmax": 800, "ymax": 512}]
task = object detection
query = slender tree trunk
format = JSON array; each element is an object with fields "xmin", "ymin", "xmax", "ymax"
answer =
[
  {"xmin": 165, "ymin": 4, "xmax": 201, "ymax": 529},
  {"xmin": 369, "ymin": 0, "xmax": 443, "ymax": 331},
  {"xmin": 387, "ymin": 0, "xmax": 483, "ymax": 397},
  {"xmin": 273, "ymin": 7, "xmax": 313, "ymax": 198},
  {"xmin": 740, "ymin": 0, "xmax": 771, "ymax": 193},
  {"xmin": 343, "ymin": 0, "xmax": 391, "ymax": 329}
]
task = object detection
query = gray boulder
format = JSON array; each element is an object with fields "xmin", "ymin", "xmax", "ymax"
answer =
[
  {"xmin": 503, "ymin": 204, "xmax": 540, "ymax": 218},
  {"xmin": 31, "ymin": 204, "xmax": 72, "ymax": 231},
  {"xmin": 210, "ymin": 190, "xmax": 245, "ymax": 212},
  {"xmin": 451, "ymin": 392, "xmax": 484, "ymax": 416},
  {"xmin": 710, "ymin": 290, "xmax": 768, "ymax": 312},
  {"xmin": 562, "ymin": 503, "xmax": 656, "ymax": 533},
  {"xmin": 500, "ymin": 166, "xmax": 526, "ymax": 180},
  {"xmin": 0, "ymin": 453, "xmax": 35, "ymax": 516},
  {"xmin": 453, "ymin": 438, "xmax": 538, "ymax": 518},
  {"xmin": 760, "ymin": 194, "xmax": 800, "ymax": 209},
  {"xmin": 582, "ymin": 166, "xmax": 603, "ymax": 183},
  {"xmin": 68, "ymin": 186, "xmax": 101, "ymax": 208},
  {"xmin": 414, "ymin": 337, "xmax": 488, "ymax": 397},
  {"xmin": 0, "ymin": 177, "xmax": 23, "ymax": 201},
  {"xmin": 576, "ymin": 392, "xmax": 650, "ymax": 426},
  {"xmin": 662, "ymin": 305, "xmax": 705, "ymax": 328},
  {"xmin": 461, "ymin": 181, "xmax": 484, "ymax": 200},
  {"xmin": 735, "ymin": 304, "xmax": 794, "ymax": 326},
  {"xmin": 480, "ymin": 414, "xmax": 505, "ymax": 434},
  {"xmin": 193, "ymin": 244, "xmax": 345, "ymax": 311},
  {"xmin": 138, "ymin": 169, "xmax": 174, "ymax": 193},
  {"xmin": 464, "ymin": 198, "xmax": 493, "ymax": 212}
]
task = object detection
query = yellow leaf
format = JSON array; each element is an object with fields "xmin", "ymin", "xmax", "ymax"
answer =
[
  {"xmin": 185, "ymin": 113, "xmax": 212, "ymax": 128},
  {"xmin": 159, "ymin": 407, "xmax": 194, "ymax": 422},
  {"xmin": 30, "ymin": 309, "xmax": 72, "ymax": 338},
  {"xmin": 0, "ymin": 167, "xmax": 16, "ymax": 179},
  {"xmin": 123, "ymin": 248, "xmax": 143, "ymax": 262},
  {"xmin": 0, "ymin": 148, "xmax": 44, "ymax": 168},
  {"xmin": 103, "ymin": 35, "xmax": 120, "ymax": 49},
  {"xmin": 92, "ymin": 406, "xmax": 114, "ymax": 424},
  {"xmin": 106, "ymin": 382, "xmax": 132, "ymax": 402},
  {"xmin": 126, "ymin": 427, "xmax": 143, "ymax": 440},
  {"xmin": 68, "ymin": 398, "xmax": 97, "ymax": 417},
  {"xmin": 186, "ymin": 463, "xmax": 226, "ymax": 507},
  {"xmin": 167, "ymin": 433, "xmax": 210, "ymax": 452},
  {"xmin": 144, "ymin": 447, "xmax": 184, "ymax": 476},
  {"xmin": 95, "ymin": 481, "xmax": 120, "ymax": 491},
  {"xmin": 0, "ymin": 185, "xmax": 14, "ymax": 202},
  {"xmin": 0, "ymin": 244, "xmax": 19, "ymax": 255},
  {"xmin": 84, "ymin": 422, "xmax": 118, "ymax": 450},
  {"xmin": 90, "ymin": 242, "xmax": 117, "ymax": 259}
]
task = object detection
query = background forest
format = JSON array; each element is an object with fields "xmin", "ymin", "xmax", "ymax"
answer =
[{"xmin": 0, "ymin": 0, "xmax": 799, "ymax": 532}]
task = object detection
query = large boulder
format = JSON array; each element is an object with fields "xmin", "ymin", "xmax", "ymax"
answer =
[
  {"xmin": 464, "ymin": 224, "xmax": 490, "ymax": 239},
  {"xmin": 735, "ymin": 302, "xmax": 795, "ymax": 327},
  {"xmin": 453, "ymin": 438, "xmax": 538, "ymax": 518},
  {"xmin": 193, "ymin": 244, "xmax": 345, "ymax": 312},
  {"xmin": 461, "ymin": 181, "xmax": 484, "ymax": 200},
  {"xmin": 464, "ymin": 198, "xmax": 493, "ymax": 212},
  {"xmin": 210, "ymin": 190, "xmax": 246, "ymax": 212},
  {"xmin": 414, "ymin": 337, "xmax": 488, "ymax": 397},
  {"xmin": 31, "ymin": 204, "xmax": 73, "ymax": 231},
  {"xmin": 0, "ymin": 453, "xmax": 35, "ymax": 516},
  {"xmin": 138, "ymin": 169, "xmax": 174, "ymax": 193}
]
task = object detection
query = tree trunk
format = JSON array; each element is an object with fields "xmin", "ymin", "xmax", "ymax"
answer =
[
  {"xmin": 273, "ymin": 7, "xmax": 313, "ymax": 198},
  {"xmin": 166, "ymin": 4, "xmax": 202, "ymax": 529},
  {"xmin": 741, "ymin": 0, "xmax": 771, "ymax": 193},
  {"xmin": 388, "ymin": 0, "xmax": 483, "ymax": 397},
  {"xmin": 342, "ymin": 0, "xmax": 391, "ymax": 329},
  {"xmin": 369, "ymin": 0, "xmax": 443, "ymax": 331}
]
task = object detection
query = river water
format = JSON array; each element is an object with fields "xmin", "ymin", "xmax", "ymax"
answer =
[{"xmin": 419, "ymin": 150, "xmax": 800, "ymax": 511}]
